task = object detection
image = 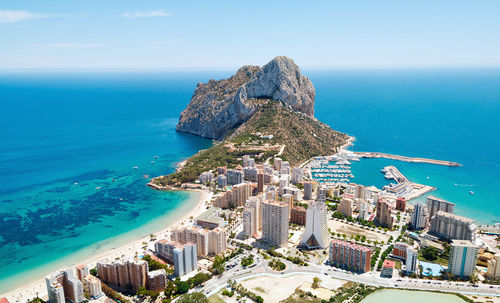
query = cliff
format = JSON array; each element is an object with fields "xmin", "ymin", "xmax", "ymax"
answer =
[{"xmin": 176, "ymin": 56, "xmax": 315, "ymax": 139}]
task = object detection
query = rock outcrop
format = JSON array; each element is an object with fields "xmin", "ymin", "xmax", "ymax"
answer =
[{"xmin": 176, "ymin": 56, "xmax": 315, "ymax": 139}]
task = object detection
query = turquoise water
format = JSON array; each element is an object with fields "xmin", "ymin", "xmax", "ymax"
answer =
[
  {"xmin": 361, "ymin": 289, "xmax": 465, "ymax": 303},
  {"xmin": 310, "ymin": 69, "xmax": 500, "ymax": 225},
  {"xmin": 0, "ymin": 69, "xmax": 499, "ymax": 294},
  {"xmin": 0, "ymin": 72, "xmax": 215, "ymax": 293}
]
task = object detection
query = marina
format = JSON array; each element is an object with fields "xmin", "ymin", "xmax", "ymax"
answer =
[{"xmin": 308, "ymin": 151, "xmax": 359, "ymax": 185}]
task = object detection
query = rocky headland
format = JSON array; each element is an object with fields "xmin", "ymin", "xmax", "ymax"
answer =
[{"xmin": 153, "ymin": 56, "xmax": 349, "ymax": 187}]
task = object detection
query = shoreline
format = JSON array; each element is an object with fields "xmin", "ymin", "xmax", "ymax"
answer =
[{"xmin": 1, "ymin": 188, "xmax": 212, "ymax": 303}]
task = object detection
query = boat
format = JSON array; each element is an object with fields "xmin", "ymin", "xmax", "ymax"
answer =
[
  {"xmin": 154, "ymin": 155, "xmax": 159, "ymax": 158},
  {"xmin": 95, "ymin": 187, "xmax": 101, "ymax": 190},
  {"xmin": 133, "ymin": 166, "xmax": 139, "ymax": 169},
  {"xmin": 469, "ymin": 191, "xmax": 474, "ymax": 195},
  {"xmin": 150, "ymin": 161, "xmax": 155, "ymax": 164}
]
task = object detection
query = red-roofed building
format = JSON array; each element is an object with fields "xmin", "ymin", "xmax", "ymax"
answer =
[
  {"xmin": 392, "ymin": 242, "xmax": 409, "ymax": 260},
  {"xmin": 381, "ymin": 260, "xmax": 395, "ymax": 278},
  {"xmin": 1, "ymin": 297, "xmax": 10, "ymax": 303}
]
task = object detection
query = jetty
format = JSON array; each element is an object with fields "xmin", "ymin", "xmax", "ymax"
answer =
[{"xmin": 354, "ymin": 152, "xmax": 461, "ymax": 167}]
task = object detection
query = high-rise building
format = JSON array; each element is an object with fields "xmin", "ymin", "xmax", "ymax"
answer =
[
  {"xmin": 355, "ymin": 185, "xmax": 366, "ymax": 200},
  {"xmin": 82, "ymin": 275, "xmax": 103, "ymax": 298},
  {"xmin": 338, "ymin": 198, "xmax": 353, "ymax": 218},
  {"xmin": 410, "ymin": 203, "xmax": 428, "ymax": 230},
  {"xmin": 127, "ymin": 259, "xmax": 149, "ymax": 292},
  {"xmin": 291, "ymin": 167, "xmax": 303, "ymax": 184},
  {"xmin": 281, "ymin": 161, "xmax": 290, "ymax": 175},
  {"xmin": 209, "ymin": 227, "xmax": 227, "ymax": 255},
  {"xmin": 392, "ymin": 242, "xmax": 409, "ymax": 260},
  {"xmin": 426, "ymin": 195, "xmax": 455, "ymax": 219},
  {"xmin": 242, "ymin": 155, "xmax": 251, "ymax": 167},
  {"xmin": 358, "ymin": 202, "xmax": 369, "ymax": 220},
  {"xmin": 375, "ymin": 199, "xmax": 394, "ymax": 228},
  {"xmin": 257, "ymin": 172, "xmax": 264, "ymax": 192},
  {"xmin": 75, "ymin": 264, "xmax": 89, "ymax": 281},
  {"xmin": 290, "ymin": 206, "xmax": 307, "ymax": 225},
  {"xmin": 46, "ymin": 269, "xmax": 84, "ymax": 303},
  {"xmin": 487, "ymin": 253, "xmax": 500, "ymax": 279},
  {"xmin": 96, "ymin": 259, "xmax": 148, "ymax": 292},
  {"xmin": 329, "ymin": 239, "xmax": 371, "ymax": 273},
  {"xmin": 405, "ymin": 247, "xmax": 418, "ymax": 274},
  {"xmin": 243, "ymin": 206, "xmax": 257, "ymax": 238},
  {"xmin": 303, "ymin": 181, "xmax": 314, "ymax": 200},
  {"xmin": 46, "ymin": 279, "xmax": 65, "ymax": 303},
  {"xmin": 217, "ymin": 175, "xmax": 227, "ymax": 188},
  {"xmin": 396, "ymin": 197, "xmax": 407, "ymax": 212},
  {"xmin": 147, "ymin": 269, "xmax": 167, "ymax": 292},
  {"xmin": 301, "ymin": 198, "xmax": 329, "ymax": 249},
  {"xmin": 169, "ymin": 225, "xmax": 226, "ymax": 256},
  {"xmin": 430, "ymin": 211, "xmax": 476, "ymax": 241},
  {"xmin": 173, "ymin": 243, "xmax": 197, "ymax": 277},
  {"xmin": 448, "ymin": 240, "xmax": 479, "ymax": 278},
  {"xmin": 199, "ymin": 171, "xmax": 213, "ymax": 185},
  {"xmin": 262, "ymin": 200, "xmax": 289, "ymax": 247},
  {"xmin": 226, "ymin": 169, "xmax": 243, "ymax": 185},
  {"xmin": 279, "ymin": 175, "xmax": 289, "ymax": 196},
  {"xmin": 274, "ymin": 157, "xmax": 282, "ymax": 171},
  {"xmin": 246, "ymin": 196, "xmax": 262, "ymax": 230},
  {"xmin": 243, "ymin": 166, "xmax": 258, "ymax": 182}
]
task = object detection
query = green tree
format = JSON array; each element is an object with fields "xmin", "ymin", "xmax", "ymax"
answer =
[
  {"xmin": 421, "ymin": 247, "xmax": 439, "ymax": 261},
  {"xmin": 175, "ymin": 281, "xmax": 190, "ymax": 295},
  {"xmin": 211, "ymin": 254, "xmax": 226, "ymax": 275},
  {"xmin": 312, "ymin": 277, "xmax": 321, "ymax": 289},
  {"xmin": 90, "ymin": 268, "xmax": 98, "ymax": 276}
]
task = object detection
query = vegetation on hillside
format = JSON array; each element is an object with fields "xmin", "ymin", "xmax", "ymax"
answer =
[{"xmin": 154, "ymin": 100, "xmax": 348, "ymax": 186}]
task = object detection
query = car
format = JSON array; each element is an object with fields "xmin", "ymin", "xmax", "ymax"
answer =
[{"xmin": 324, "ymin": 272, "xmax": 328, "ymax": 275}]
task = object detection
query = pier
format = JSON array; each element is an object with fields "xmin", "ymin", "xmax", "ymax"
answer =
[{"xmin": 354, "ymin": 152, "xmax": 461, "ymax": 167}]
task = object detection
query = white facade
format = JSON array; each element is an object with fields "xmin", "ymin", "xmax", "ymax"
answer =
[
  {"xmin": 262, "ymin": 200, "xmax": 289, "ymax": 247},
  {"xmin": 83, "ymin": 275, "xmax": 103, "ymax": 298},
  {"xmin": 174, "ymin": 243, "xmax": 197, "ymax": 277},
  {"xmin": 243, "ymin": 206, "xmax": 256, "ymax": 238},
  {"xmin": 279, "ymin": 175, "xmax": 290, "ymax": 196},
  {"xmin": 410, "ymin": 203, "xmax": 428, "ymax": 230},
  {"xmin": 291, "ymin": 167, "xmax": 303, "ymax": 184},
  {"xmin": 300, "ymin": 199, "xmax": 329, "ymax": 249},
  {"xmin": 487, "ymin": 253, "xmax": 500, "ymax": 278},
  {"xmin": 406, "ymin": 247, "xmax": 418, "ymax": 274},
  {"xmin": 448, "ymin": 240, "xmax": 479, "ymax": 278}
]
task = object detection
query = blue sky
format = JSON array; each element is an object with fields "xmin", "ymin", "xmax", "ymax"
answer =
[{"xmin": 1, "ymin": 0, "xmax": 500, "ymax": 69}]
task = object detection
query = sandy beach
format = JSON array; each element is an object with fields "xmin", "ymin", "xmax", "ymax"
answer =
[{"xmin": 1, "ymin": 189, "xmax": 212, "ymax": 303}]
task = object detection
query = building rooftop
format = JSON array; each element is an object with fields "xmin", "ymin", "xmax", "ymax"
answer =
[
  {"xmin": 451, "ymin": 239, "xmax": 477, "ymax": 247},
  {"xmin": 383, "ymin": 260, "xmax": 395, "ymax": 268},
  {"xmin": 195, "ymin": 207, "xmax": 223, "ymax": 224},
  {"xmin": 434, "ymin": 211, "xmax": 474, "ymax": 223}
]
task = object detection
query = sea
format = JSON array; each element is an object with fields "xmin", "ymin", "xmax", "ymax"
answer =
[{"xmin": 0, "ymin": 68, "xmax": 499, "ymax": 294}]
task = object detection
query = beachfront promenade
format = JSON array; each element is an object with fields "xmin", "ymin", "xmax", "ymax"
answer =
[{"xmin": 354, "ymin": 152, "xmax": 461, "ymax": 167}]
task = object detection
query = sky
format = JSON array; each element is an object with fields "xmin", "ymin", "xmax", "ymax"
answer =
[{"xmin": 1, "ymin": 0, "xmax": 500, "ymax": 70}]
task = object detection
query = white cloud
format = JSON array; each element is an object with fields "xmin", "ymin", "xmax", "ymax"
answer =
[
  {"xmin": 122, "ymin": 9, "xmax": 171, "ymax": 18},
  {"xmin": 44, "ymin": 43, "xmax": 103, "ymax": 48},
  {"xmin": 0, "ymin": 10, "xmax": 45, "ymax": 23},
  {"xmin": 0, "ymin": 10, "xmax": 77, "ymax": 23}
]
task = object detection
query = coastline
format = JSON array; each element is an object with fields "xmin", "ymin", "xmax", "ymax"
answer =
[{"xmin": 1, "ymin": 188, "xmax": 212, "ymax": 303}]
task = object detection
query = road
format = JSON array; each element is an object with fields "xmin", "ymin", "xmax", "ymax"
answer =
[{"xmin": 197, "ymin": 248, "xmax": 500, "ymax": 299}]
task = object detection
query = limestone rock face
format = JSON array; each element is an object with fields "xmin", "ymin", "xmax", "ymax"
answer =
[{"xmin": 176, "ymin": 56, "xmax": 315, "ymax": 139}]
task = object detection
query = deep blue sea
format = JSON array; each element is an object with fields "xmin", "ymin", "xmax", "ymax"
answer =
[{"xmin": 0, "ymin": 69, "xmax": 499, "ymax": 293}]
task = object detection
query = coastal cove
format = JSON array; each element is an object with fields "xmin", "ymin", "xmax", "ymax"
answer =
[{"xmin": 0, "ymin": 68, "xmax": 499, "ymax": 295}]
